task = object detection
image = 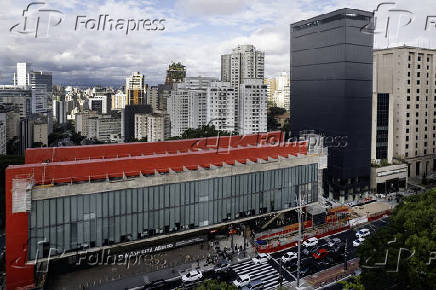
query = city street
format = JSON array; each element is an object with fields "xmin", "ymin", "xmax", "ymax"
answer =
[{"xmin": 98, "ymin": 217, "xmax": 389, "ymax": 290}]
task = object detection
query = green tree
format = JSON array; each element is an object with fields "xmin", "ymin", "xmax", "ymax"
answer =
[
  {"xmin": 267, "ymin": 106, "xmax": 287, "ymax": 131},
  {"xmin": 357, "ymin": 188, "xmax": 436, "ymax": 289},
  {"xmin": 339, "ymin": 276, "xmax": 364, "ymax": 290},
  {"xmin": 195, "ymin": 279, "xmax": 237, "ymax": 290}
]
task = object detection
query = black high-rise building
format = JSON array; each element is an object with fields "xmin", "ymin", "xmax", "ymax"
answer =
[{"xmin": 290, "ymin": 8, "xmax": 374, "ymax": 201}]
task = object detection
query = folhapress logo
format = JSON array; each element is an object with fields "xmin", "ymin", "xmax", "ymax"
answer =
[
  {"xmin": 10, "ymin": 2, "xmax": 64, "ymax": 38},
  {"xmin": 10, "ymin": 2, "xmax": 166, "ymax": 38}
]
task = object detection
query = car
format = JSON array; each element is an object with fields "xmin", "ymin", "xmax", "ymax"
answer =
[
  {"xmin": 281, "ymin": 251, "xmax": 298, "ymax": 263},
  {"xmin": 356, "ymin": 228, "xmax": 370, "ymax": 238},
  {"xmin": 144, "ymin": 279, "xmax": 167, "ymax": 290},
  {"xmin": 252, "ymin": 253, "xmax": 271, "ymax": 264},
  {"xmin": 241, "ymin": 279, "xmax": 265, "ymax": 290},
  {"xmin": 312, "ymin": 248, "xmax": 329, "ymax": 260},
  {"xmin": 353, "ymin": 237, "xmax": 365, "ymax": 247},
  {"xmin": 327, "ymin": 238, "xmax": 341, "ymax": 248},
  {"xmin": 331, "ymin": 243, "xmax": 345, "ymax": 255},
  {"xmin": 181, "ymin": 269, "xmax": 203, "ymax": 283},
  {"xmin": 233, "ymin": 274, "xmax": 251, "ymax": 287},
  {"xmin": 303, "ymin": 237, "xmax": 318, "ymax": 247},
  {"xmin": 303, "ymin": 245, "xmax": 318, "ymax": 256},
  {"xmin": 214, "ymin": 261, "xmax": 231, "ymax": 273}
]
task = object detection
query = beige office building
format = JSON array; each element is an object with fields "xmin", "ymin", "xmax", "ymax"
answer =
[{"xmin": 373, "ymin": 46, "xmax": 436, "ymax": 183}]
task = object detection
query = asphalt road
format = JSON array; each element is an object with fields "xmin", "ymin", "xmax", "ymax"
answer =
[{"xmin": 131, "ymin": 217, "xmax": 390, "ymax": 290}]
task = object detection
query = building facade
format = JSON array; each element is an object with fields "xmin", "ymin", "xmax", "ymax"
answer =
[
  {"xmin": 206, "ymin": 81, "xmax": 236, "ymax": 132},
  {"xmin": 373, "ymin": 46, "xmax": 436, "ymax": 180},
  {"xmin": 0, "ymin": 85, "xmax": 32, "ymax": 118},
  {"xmin": 29, "ymin": 71, "xmax": 52, "ymax": 114},
  {"xmin": 5, "ymin": 132, "xmax": 326, "ymax": 289},
  {"xmin": 239, "ymin": 79, "xmax": 268, "ymax": 135},
  {"xmin": 0, "ymin": 120, "xmax": 5, "ymax": 155},
  {"xmin": 126, "ymin": 72, "xmax": 145, "ymax": 105},
  {"xmin": 290, "ymin": 8, "xmax": 374, "ymax": 202},
  {"xmin": 168, "ymin": 77, "xmax": 217, "ymax": 137},
  {"xmin": 221, "ymin": 45, "xmax": 265, "ymax": 125}
]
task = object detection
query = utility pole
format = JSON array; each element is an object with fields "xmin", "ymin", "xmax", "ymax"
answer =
[
  {"xmin": 296, "ymin": 188, "xmax": 304, "ymax": 288},
  {"xmin": 344, "ymin": 239, "xmax": 348, "ymax": 270},
  {"xmin": 242, "ymin": 224, "xmax": 246, "ymax": 257}
]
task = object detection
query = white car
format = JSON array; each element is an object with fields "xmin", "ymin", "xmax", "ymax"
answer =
[
  {"xmin": 281, "ymin": 251, "xmax": 298, "ymax": 263},
  {"xmin": 353, "ymin": 237, "xmax": 365, "ymax": 247},
  {"xmin": 181, "ymin": 269, "xmax": 203, "ymax": 283},
  {"xmin": 303, "ymin": 237, "xmax": 318, "ymax": 247},
  {"xmin": 356, "ymin": 228, "xmax": 370, "ymax": 238},
  {"xmin": 252, "ymin": 253, "xmax": 271, "ymax": 264},
  {"xmin": 233, "ymin": 274, "xmax": 251, "ymax": 287}
]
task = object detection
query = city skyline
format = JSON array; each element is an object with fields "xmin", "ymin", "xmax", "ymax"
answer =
[{"xmin": 1, "ymin": 0, "xmax": 435, "ymax": 86}]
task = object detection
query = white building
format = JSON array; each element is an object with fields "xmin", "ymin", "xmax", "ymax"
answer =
[
  {"xmin": 112, "ymin": 91, "xmax": 126, "ymax": 110},
  {"xmin": 14, "ymin": 62, "xmax": 31, "ymax": 86},
  {"xmin": 270, "ymin": 72, "xmax": 290, "ymax": 110},
  {"xmin": 134, "ymin": 113, "xmax": 148, "ymax": 140},
  {"xmin": 239, "ymin": 79, "xmax": 267, "ymax": 135},
  {"xmin": 14, "ymin": 63, "xmax": 52, "ymax": 114},
  {"xmin": 373, "ymin": 46, "xmax": 436, "ymax": 180},
  {"xmin": 206, "ymin": 81, "xmax": 236, "ymax": 132},
  {"xmin": 221, "ymin": 45, "xmax": 265, "ymax": 124},
  {"xmin": 168, "ymin": 77, "xmax": 217, "ymax": 137},
  {"xmin": 125, "ymin": 72, "xmax": 145, "ymax": 105},
  {"xmin": 88, "ymin": 94, "xmax": 111, "ymax": 114},
  {"xmin": 135, "ymin": 112, "xmax": 171, "ymax": 142}
]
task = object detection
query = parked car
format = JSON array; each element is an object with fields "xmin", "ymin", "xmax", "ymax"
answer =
[
  {"xmin": 303, "ymin": 237, "xmax": 318, "ymax": 247},
  {"xmin": 353, "ymin": 237, "xmax": 365, "ymax": 247},
  {"xmin": 181, "ymin": 269, "xmax": 203, "ymax": 283},
  {"xmin": 281, "ymin": 251, "xmax": 298, "ymax": 263},
  {"xmin": 303, "ymin": 245, "xmax": 318, "ymax": 256},
  {"xmin": 327, "ymin": 238, "xmax": 341, "ymax": 248},
  {"xmin": 144, "ymin": 279, "xmax": 167, "ymax": 290},
  {"xmin": 252, "ymin": 253, "xmax": 271, "ymax": 264},
  {"xmin": 312, "ymin": 248, "xmax": 329, "ymax": 260},
  {"xmin": 356, "ymin": 228, "xmax": 370, "ymax": 238},
  {"xmin": 233, "ymin": 274, "xmax": 251, "ymax": 287},
  {"xmin": 241, "ymin": 279, "xmax": 265, "ymax": 290}
]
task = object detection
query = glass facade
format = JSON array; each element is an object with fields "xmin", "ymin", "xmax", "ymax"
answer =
[
  {"xmin": 28, "ymin": 163, "xmax": 318, "ymax": 259},
  {"xmin": 376, "ymin": 93, "xmax": 389, "ymax": 160}
]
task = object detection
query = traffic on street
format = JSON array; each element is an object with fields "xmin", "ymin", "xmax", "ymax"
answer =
[{"xmin": 135, "ymin": 217, "xmax": 389, "ymax": 289}]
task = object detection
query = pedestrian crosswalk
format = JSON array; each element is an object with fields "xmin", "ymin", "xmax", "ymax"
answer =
[{"xmin": 231, "ymin": 259, "xmax": 292, "ymax": 289}]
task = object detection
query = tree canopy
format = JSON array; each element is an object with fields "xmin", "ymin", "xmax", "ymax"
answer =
[
  {"xmin": 195, "ymin": 279, "xmax": 236, "ymax": 290},
  {"xmin": 356, "ymin": 188, "xmax": 436, "ymax": 289},
  {"xmin": 167, "ymin": 125, "xmax": 232, "ymax": 140}
]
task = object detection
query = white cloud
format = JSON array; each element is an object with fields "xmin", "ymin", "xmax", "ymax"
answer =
[{"xmin": 0, "ymin": 0, "xmax": 434, "ymax": 86}]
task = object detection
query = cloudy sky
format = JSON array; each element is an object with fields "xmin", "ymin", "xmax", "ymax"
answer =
[{"xmin": 1, "ymin": 0, "xmax": 435, "ymax": 87}]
